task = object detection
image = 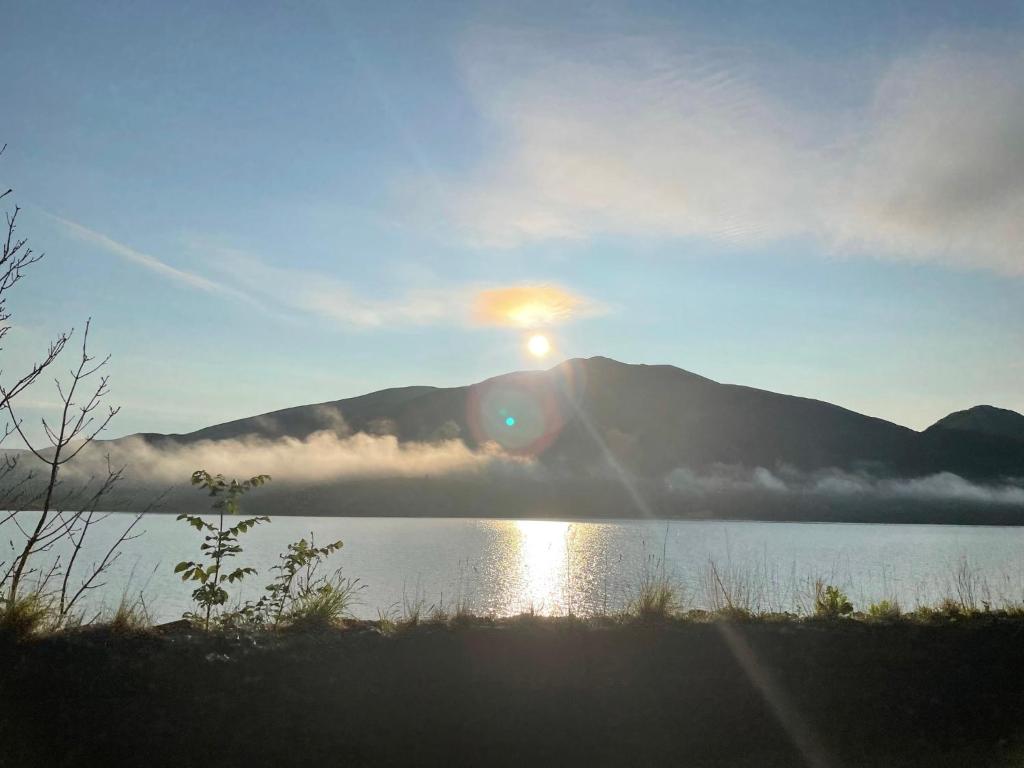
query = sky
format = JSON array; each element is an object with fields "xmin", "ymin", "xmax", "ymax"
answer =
[{"xmin": 1, "ymin": 0, "xmax": 1023, "ymax": 441}]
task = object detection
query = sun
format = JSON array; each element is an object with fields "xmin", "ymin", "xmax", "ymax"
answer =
[{"xmin": 527, "ymin": 334, "xmax": 551, "ymax": 357}]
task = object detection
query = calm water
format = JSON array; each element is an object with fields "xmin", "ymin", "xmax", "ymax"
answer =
[{"xmin": 14, "ymin": 514, "xmax": 1024, "ymax": 622}]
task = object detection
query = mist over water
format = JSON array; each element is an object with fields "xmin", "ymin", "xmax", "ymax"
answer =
[
  {"xmin": 666, "ymin": 465, "xmax": 1024, "ymax": 505},
  {"xmin": 24, "ymin": 514, "xmax": 1024, "ymax": 623},
  {"xmin": 58, "ymin": 432, "xmax": 535, "ymax": 485},
  {"xmin": 34, "ymin": 427, "xmax": 1024, "ymax": 516}
]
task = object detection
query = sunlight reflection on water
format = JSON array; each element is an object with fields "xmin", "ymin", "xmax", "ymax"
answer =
[{"xmin": 512, "ymin": 520, "xmax": 570, "ymax": 613}]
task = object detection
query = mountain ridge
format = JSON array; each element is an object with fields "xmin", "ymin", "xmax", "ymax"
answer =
[
  {"xmin": 927, "ymin": 405, "xmax": 1024, "ymax": 443},
  {"xmin": 126, "ymin": 356, "xmax": 1024, "ymax": 482}
]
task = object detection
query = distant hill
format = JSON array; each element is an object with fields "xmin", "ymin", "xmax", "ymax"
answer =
[
  {"xmin": 129, "ymin": 356, "xmax": 1024, "ymax": 482},
  {"xmin": 926, "ymin": 405, "xmax": 1024, "ymax": 443}
]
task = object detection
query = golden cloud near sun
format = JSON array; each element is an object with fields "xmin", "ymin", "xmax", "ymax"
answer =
[{"xmin": 472, "ymin": 284, "xmax": 595, "ymax": 327}]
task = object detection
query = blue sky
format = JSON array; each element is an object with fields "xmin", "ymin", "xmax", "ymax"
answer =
[{"xmin": 2, "ymin": 0, "xmax": 1022, "ymax": 439}]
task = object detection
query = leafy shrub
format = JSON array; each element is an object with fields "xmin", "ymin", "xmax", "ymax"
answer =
[
  {"xmin": 814, "ymin": 582, "xmax": 853, "ymax": 618},
  {"xmin": 258, "ymin": 536, "xmax": 343, "ymax": 627}
]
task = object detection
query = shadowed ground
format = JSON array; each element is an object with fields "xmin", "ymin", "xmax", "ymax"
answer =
[{"xmin": 3, "ymin": 617, "xmax": 1024, "ymax": 767}]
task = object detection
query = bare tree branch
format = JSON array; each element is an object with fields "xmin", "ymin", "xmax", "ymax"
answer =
[{"xmin": 1, "ymin": 147, "xmax": 134, "ymax": 617}]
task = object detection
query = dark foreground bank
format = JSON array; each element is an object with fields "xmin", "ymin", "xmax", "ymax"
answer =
[{"xmin": 3, "ymin": 617, "xmax": 1024, "ymax": 767}]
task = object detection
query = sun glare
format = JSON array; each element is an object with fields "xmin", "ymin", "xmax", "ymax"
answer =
[{"xmin": 527, "ymin": 334, "xmax": 551, "ymax": 357}]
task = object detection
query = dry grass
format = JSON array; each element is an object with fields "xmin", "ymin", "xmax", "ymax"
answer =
[
  {"xmin": 106, "ymin": 592, "xmax": 152, "ymax": 633},
  {"xmin": 0, "ymin": 592, "xmax": 53, "ymax": 640},
  {"xmin": 629, "ymin": 578, "xmax": 678, "ymax": 620}
]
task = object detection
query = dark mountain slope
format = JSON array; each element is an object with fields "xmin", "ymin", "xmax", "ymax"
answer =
[{"xmin": 540, "ymin": 357, "xmax": 922, "ymax": 476}]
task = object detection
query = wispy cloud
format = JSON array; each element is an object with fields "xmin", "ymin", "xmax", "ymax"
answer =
[
  {"xmin": 438, "ymin": 30, "xmax": 1024, "ymax": 274},
  {"xmin": 42, "ymin": 220, "xmax": 606, "ymax": 331},
  {"xmin": 834, "ymin": 45, "xmax": 1024, "ymax": 273},
  {"xmin": 201, "ymin": 244, "xmax": 605, "ymax": 330},
  {"xmin": 45, "ymin": 212, "xmax": 230, "ymax": 294}
]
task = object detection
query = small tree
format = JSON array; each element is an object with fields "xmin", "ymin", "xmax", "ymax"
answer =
[{"xmin": 174, "ymin": 470, "xmax": 270, "ymax": 629}]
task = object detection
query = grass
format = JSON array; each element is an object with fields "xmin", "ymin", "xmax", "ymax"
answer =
[
  {"xmin": 375, "ymin": 607, "xmax": 398, "ymax": 634},
  {"xmin": 0, "ymin": 592, "xmax": 52, "ymax": 640},
  {"xmin": 627, "ymin": 547, "xmax": 680, "ymax": 620},
  {"xmin": 629, "ymin": 577, "xmax": 678, "ymax": 620},
  {"xmin": 8, "ymin": 588, "xmax": 1024, "ymax": 637},
  {"xmin": 400, "ymin": 580, "xmax": 427, "ymax": 625},
  {"xmin": 106, "ymin": 592, "xmax": 153, "ymax": 634},
  {"xmin": 5, "ymin": 553, "xmax": 1024, "ymax": 637},
  {"xmin": 283, "ymin": 576, "xmax": 363, "ymax": 631}
]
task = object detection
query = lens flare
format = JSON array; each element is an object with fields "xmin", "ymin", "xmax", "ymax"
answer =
[
  {"xmin": 527, "ymin": 334, "xmax": 551, "ymax": 357},
  {"xmin": 465, "ymin": 359, "xmax": 586, "ymax": 458}
]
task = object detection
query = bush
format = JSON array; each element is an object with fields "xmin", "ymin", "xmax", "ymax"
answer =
[
  {"xmin": 814, "ymin": 582, "xmax": 853, "ymax": 618},
  {"xmin": 712, "ymin": 606, "xmax": 753, "ymax": 622},
  {"xmin": 866, "ymin": 600, "xmax": 901, "ymax": 620}
]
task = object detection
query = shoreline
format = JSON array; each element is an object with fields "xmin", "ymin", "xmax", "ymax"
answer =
[{"xmin": 10, "ymin": 505, "xmax": 1024, "ymax": 527}]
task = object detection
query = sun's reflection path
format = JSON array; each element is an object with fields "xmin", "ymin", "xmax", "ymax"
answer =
[{"xmin": 514, "ymin": 520, "xmax": 571, "ymax": 615}]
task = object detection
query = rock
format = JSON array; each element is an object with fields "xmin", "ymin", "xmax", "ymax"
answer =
[{"xmin": 153, "ymin": 619, "xmax": 193, "ymax": 634}]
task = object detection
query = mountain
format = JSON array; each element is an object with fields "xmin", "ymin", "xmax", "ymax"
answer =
[
  {"xmin": 926, "ymin": 405, "xmax": 1024, "ymax": 443},
  {"xmin": 131, "ymin": 356, "xmax": 1024, "ymax": 482}
]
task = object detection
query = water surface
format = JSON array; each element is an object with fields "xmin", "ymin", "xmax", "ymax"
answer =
[{"xmin": 20, "ymin": 514, "xmax": 1024, "ymax": 622}]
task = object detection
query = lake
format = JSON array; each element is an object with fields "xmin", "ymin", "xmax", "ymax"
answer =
[{"xmin": 13, "ymin": 514, "xmax": 1024, "ymax": 622}]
